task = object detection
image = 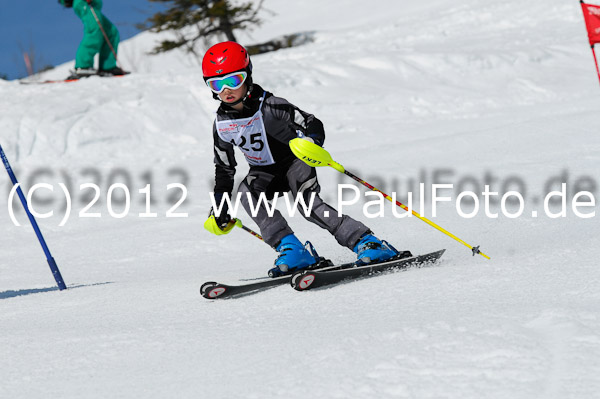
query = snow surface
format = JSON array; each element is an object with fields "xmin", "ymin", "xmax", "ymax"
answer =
[{"xmin": 1, "ymin": 0, "xmax": 600, "ymax": 398}]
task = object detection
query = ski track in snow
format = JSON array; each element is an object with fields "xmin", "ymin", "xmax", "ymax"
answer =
[{"xmin": 1, "ymin": 0, "xmax": 600, "ymax": 397}]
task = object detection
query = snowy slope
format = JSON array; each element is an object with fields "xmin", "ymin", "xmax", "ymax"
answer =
[{"xmin": 1, "ymin": 0, "xmax": 600, "ymax": 398}]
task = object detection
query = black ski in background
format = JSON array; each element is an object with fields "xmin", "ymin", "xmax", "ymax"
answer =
[{"xmin": 290, "ymin": 249, "xmax": 446, "ymax": 291}]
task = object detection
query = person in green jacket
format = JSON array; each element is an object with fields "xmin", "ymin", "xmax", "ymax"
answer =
[{"xmin": 59, "ymin": 0, "xmax": 129, "ymax": 79}]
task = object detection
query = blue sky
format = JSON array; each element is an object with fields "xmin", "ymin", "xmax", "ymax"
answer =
[{"xmin": 0, "ymin": 0, "xmax": 166, "ymax": 80}]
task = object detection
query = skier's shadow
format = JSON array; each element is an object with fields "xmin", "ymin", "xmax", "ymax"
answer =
[{"xmin": 0, "ymin": 282, "xmax": 113, "ymax": 299}]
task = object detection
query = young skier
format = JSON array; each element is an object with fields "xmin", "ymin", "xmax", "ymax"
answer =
[
  {"xmin": 58, "ymin": 0, "xmax": 129, "ymax": 79},
  {"xmin": 202, "ymin": 41, "xmax": 409, "ymax": 277}
]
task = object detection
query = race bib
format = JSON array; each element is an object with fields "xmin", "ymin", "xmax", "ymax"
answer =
[{"xmin": 215, "ymin": 100, "xmax": 275, "ymax": 166}]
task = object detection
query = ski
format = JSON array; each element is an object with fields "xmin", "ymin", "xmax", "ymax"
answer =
[
  {"xmin": 19, "ymin": 78, "xmax": 82, "ymax": 85},
  {"xmin": 290, "ymin": 249, "xmax": 446, "ymax": 291},
  {"xmin": 201, "ymin": 274, "xmax": 292, "ymax": 299},
  {"xmin": 200, "ymin": 258, "xmax": 348, "ymax": 299},
  {"xmin": 19, "ymin": 74, "xmax": 126, "ymax": 85},
  {"xmin": 200, "ymin": 251, "xmax": 413, "ymax": 299}
]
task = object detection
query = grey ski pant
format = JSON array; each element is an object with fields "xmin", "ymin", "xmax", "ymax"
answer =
[{"xmin": 238, "ymin": 159, "xmax": 369, "ymax": 249}]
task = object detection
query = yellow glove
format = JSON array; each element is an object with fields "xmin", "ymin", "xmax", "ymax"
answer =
[{"xmin": 204, "ymin": 207, "xmax": 238, "ymax": 235}]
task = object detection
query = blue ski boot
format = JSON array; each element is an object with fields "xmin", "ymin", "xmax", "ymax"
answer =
[
  {"xmin": 268, "ymin": 234, "xmax": 320, "ymax": 278},
  {"xmin": 353, "ymin": 233, "xmax": 400, "ymax": 265}
]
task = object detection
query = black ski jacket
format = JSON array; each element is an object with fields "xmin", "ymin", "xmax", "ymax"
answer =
[{"xmin": 212, "ymin": 84, "xmax": 325, "ymax": 195}]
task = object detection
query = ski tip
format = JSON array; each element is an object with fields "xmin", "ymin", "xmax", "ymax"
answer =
[
  {"xmin": 200, "ymin": 281, "xmax": 220, "ymax": 298},
  {"xmin": 204, "ymin": 286, "xmax": 227, "ymax": 299},
  {"xmin": 201, "ymin": 285, "xmax": 228, "ymax": 299},
  {"xmin": 291, "ymin": 271, "xmax": 317, "ymax": 291}
]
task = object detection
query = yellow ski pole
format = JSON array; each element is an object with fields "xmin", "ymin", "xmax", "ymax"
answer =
[{"xmin": 289, "ymin": 138, "xmax": 490, "ymax": 260}]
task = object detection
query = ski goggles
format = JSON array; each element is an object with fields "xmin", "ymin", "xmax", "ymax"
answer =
[{"xmin": 205, "ymin": 71, "xmax": 248, "ymax": 94}]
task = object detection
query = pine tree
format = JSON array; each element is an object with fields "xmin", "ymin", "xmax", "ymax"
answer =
[{"xmin": 145, "ymin": 0, "xmax": 264, "ymax": 57}]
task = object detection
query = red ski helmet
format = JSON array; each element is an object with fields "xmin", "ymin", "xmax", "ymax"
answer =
[{"xmin": 202, "ymin": 41, "xmax": 252, "ymax": 79}]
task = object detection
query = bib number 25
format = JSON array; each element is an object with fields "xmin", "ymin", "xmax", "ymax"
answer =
[{"xmin": 231, "ymin": 133, "xmax": 264, "ymax": 152}]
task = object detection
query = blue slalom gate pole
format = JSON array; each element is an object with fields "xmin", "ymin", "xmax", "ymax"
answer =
[{"xmin": 0, "ymin": 144, "xmax": 67, "ymax": 290}]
